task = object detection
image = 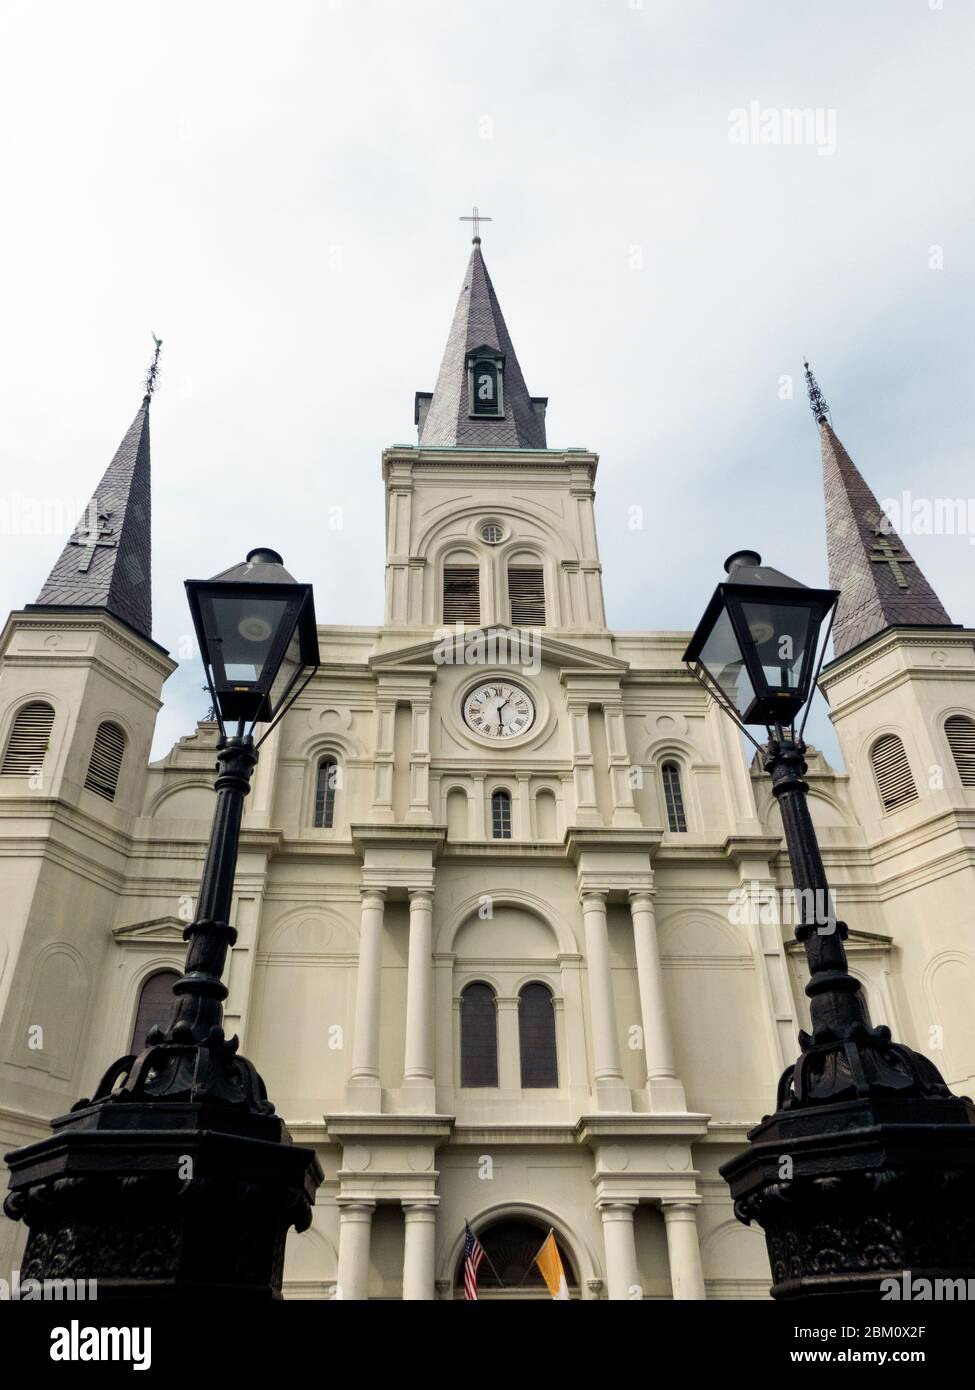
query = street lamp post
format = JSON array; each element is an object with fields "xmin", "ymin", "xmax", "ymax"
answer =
[
  {"xmin": 4, "ymin": 549, "xmax": 324, "ymax": 1298},
  {"xmin": 684, "ymin": 550, "xmax": 975, "ymax": 1299}
]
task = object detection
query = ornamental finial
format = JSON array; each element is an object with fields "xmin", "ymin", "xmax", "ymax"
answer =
[
  {"xmin": 144, "ymin": 333, "xmax": 163, "ymax": 402},
  {"xmin": 803, "ymin": 358, "xmax": 829, "ymax": 425}
]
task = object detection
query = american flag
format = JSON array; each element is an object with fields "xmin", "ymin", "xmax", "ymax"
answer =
[{"xmin": 463, "ymin": 1221, "xmax": 486, "ymax": 1300}]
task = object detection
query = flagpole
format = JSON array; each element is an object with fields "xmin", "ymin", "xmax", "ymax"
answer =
[{"xmin": 465, "ymin": 1218, "xmax": 506, "ymax": 1291}]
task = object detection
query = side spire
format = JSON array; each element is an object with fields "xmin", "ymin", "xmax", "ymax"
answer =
[
  {"xmin": 808, "ymin": 361, "xmax": 954, "ymax": 659},
  {"xmin": 32, "ymin": 341, "xmax": 159, "ymax": 642},
  {"xmin": 417, "ymin": 239, "xmax": 547, "ymax": 449}
]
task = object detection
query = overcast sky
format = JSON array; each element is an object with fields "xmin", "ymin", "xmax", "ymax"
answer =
[{"xmin": 1, "ymin": 0, "xmax": 972, "ymax": 763}]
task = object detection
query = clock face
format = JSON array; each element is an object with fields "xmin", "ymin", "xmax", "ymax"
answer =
[{"xmin": 462, "ymin": 681, "xmax": 535, "ymax": 740}]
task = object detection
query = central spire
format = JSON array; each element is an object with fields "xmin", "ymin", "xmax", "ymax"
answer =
[{"xmin": 417, "ymin": 241, "xmax": 547, "ymax": 449}]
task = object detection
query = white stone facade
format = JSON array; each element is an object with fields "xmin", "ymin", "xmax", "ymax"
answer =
[{"xmin": 1, "ymin": 437, "xmax": 973, "ymax": 1300}]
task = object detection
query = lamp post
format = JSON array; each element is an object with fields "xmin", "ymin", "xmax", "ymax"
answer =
[
  {"xmin": 684, "ymin": 550, "xmax": 975, "ymax": 1299},
  {"xmin": 4, "ymin": 548, "xmax": 324, "ymax": 1298}
]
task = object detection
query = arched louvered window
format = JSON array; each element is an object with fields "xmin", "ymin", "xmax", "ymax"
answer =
[
  {"xmin": 129, "ymin": 969, "xmax": 178, "ymax": 1051},
  {"xmin": 661, "ymin": 761, "xmax": 687, "ymax": 832},
  {"xmin": 443, "ymin": 566, "xmax": 480, "ymax": 625},
  {"xmin": 2, "ymin": 700, "xmax": 55, "ymax": 776},
  {"xmin": 871, "ymin": 734, "xmax": 918, "ymax": 811},
  {"xmin": 519, "ymin": 983, "xmax": 558, "ymax": 1088},
  {"xmin": 491, "ymin": 788, "xmax": 512, "ymax": 839},
  {"xmin": 314, "ymin": 756, "xmax": 339, "ymax": 828},
  {"xmin": 945, "ymin": 715, "xmax": 975, "ymax": 787},
  {"xmin": 84, "ymin": 721, "xmax": 126, "ymax": 801},
  {"xmin": 460, "ymin": 982, "xmax": 498, "ymax": 1087},
  {"xmin": 508, "ymin": 565, "xmax": 546, "ymax": 626}
]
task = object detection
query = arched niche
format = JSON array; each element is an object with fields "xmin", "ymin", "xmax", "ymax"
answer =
[
  {"xmin": 445, "ymin": 786, "xmax": 470, "ymax": 840},
  {"xmin": 701, "ymin": 1218, "xmax": 770, "ymax": 1281},
  {"xmin": 924, "ymin": 953, "xmax": 975, "ymax": 1085},
  {"xmin": 761, "ymin": 790, "xmax": 851, "ymax": 835},
  {"xmin": 149, "ymin": 782, "xmax": 216, "ymax": 821},
  {"xmin": 454, "ymin": 905, "xmax": 560, "ymax": 961},
  {"xmin": 534, "ymin": 787, "xmax": 558, "ymax": 840},
  {"xmin": 17, "ymin": 944, "xmax": 89, "ymax": 1080},
  {"xmin": 283, "ymin": 1220, "xmax": 338, "ymax": 1298},
  {"xmin": 438, "ymin": 891, "xmax": 575, "ymax": 957}
]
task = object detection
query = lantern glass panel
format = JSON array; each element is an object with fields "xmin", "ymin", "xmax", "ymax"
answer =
[
  {"xmin": 268, "ymin": 623, "xmax": 303, "ymax": 714},
  {"xmin": 698, "ymin": 605, "xmax": 756, "ymax": 719},
  {"xmin": 210, "ymin": 594, "xmax": 290, "ymax": 684},
  {"xmin": 738, "ymin": 600, "xmax": 815, "ymax": 698}
]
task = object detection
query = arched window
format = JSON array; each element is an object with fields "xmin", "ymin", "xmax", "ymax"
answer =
[
  {"xmin": 454, "ymin": 1220, "xmax": 576, "ymax": 1296},
  {"xmin": 1, "ymin": 700, "xmax": 55, "ymax": 775},
  {"xmin": 314, "ymin": 756, "xmax": 339, "ymax": 828},
  {"xmin": 661, "ymin": 761, "xmax": 687, "ymax": 832},
  {"xmin": 491, "ymin": 789, "xmax": 512, "ymax": 839},
  {"xmin": 129, "ymin": 969, "xmax": 179, "ymax": 1051},
  {"xmin": 871, "ymin": 734, "xmax": 918, "ymax": 811},
  {"xmin": 508, "ymin": 565, "xmax": 545, "ymax": 626},
  {"xmin": 460, "ymin": 983, "xmax": 498, "ymax": 1087},
  {"xmin": 945, "ymin": 715, "xmax": 975, "ymax": 787},
  {"xmin": 84, "ymin": 720, "xmax": 126, "ymax": 801},
  {"xmin": 519, "ymin": 983, "xmax": 558, "ymax": 1087}
]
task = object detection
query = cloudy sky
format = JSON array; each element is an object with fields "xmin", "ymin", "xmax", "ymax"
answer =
[{"xmin": 1, "ymin": 0, "xmax": 972, "ymax": 762}]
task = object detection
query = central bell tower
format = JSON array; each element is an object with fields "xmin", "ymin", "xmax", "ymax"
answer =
[{"xmin": 383, "ymin": 235, "xmax": 607, "ymax": 637}]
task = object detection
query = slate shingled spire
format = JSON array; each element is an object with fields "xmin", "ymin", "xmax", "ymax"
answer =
[
  {"xmin": 33, "ymin": 395, "xmax": 154, "ymax": 641},
  {"xmin": 806, "ymin": 361, "xmax": 954, "ymax": 659},
  {"xmin": 419, "ymin": 239, "xmax": 547, "ymax": 448}
]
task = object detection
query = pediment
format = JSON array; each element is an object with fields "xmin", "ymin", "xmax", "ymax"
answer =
[
  {"xmin": 113, "ymin": 916, "xmax": 187, "ymax": 947},
  {"xmin": 369, "ymin": 628, "xmax": 628, "ymax": 676}
]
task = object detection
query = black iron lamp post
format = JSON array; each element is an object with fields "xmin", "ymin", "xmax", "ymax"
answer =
[
  {"xmin": 4, "ymin": 548, "xmax": 324, "ymax": 1298},
  {"xmin": 684, "ymin": 550, "xmax": 975, "ymax": 1299}
]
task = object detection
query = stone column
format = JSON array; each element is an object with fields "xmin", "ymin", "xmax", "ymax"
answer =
[
  {"xmin": 599, "ymin": 1201, "xmax": 641, "ymax": 1300},
  {"xmin": 403, "ymin": 889, "xmax": 436, "ymax": 1110},
  {"xmin": 402, "ymin": 1200, "xmax": 438, "ymax": 1300},
  {"xmin": 336, "ymin": 1200, "xmax": 375, "ymax": 1301},
  {"xmin": 662, "ymin": 1200, "xmax": 707, "ymax": 1300},
  {"xmin": 581, "ymin": 892, "xmax": 630, "ymax": 1110},
  {"xmin": 629, "ymin": 890, "xmax": 687, "ymax": 1111},
  {"xmin": 348, "ymin": 888, "xmax": 385, "ymax": 1109}
]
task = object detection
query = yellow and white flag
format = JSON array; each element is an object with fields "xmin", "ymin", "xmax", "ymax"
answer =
[{"xmin": 535, "ymin": 1231, "xmax": 569, "ymax": 1300}]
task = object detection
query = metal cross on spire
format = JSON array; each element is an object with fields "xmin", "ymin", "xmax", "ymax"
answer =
[
  {"xmin": 803, "ymin": 358, "xmax": 830, "ymax": 425},
  {"xmin": 144, "ymin": 333, "xmax": 163, "ymax": 402},
  {"xmin": 870, "ymin": 536, "xmax": 914, "ymax": 589},
  {"xmin": 460, "ymin": 205, "xmax": 492, "ymax": 243}
]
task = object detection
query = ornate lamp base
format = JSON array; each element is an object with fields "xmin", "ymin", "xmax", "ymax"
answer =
[
  {"xmin": 4, "ymin": 1033, "xmax": 323, "ymax": 1298},
  {"xmin": 722, "ymin": 1032, "xmax": 975, "ymax": 1299}
]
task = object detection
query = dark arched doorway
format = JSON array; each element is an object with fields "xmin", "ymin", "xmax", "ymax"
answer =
[{"xmin": 454, "ymin": 1218, "xmax": 578, "ymax": 1300}]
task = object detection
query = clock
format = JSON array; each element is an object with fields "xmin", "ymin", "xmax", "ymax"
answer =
[{"xmin": 462, "ymin": 680, "xmax": 535, "ymax": 739}]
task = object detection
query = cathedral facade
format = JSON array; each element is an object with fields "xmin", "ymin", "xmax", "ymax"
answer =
[{"xmin": 1, "ymin": 240, "xmax": 973, "ymax": 1299}]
